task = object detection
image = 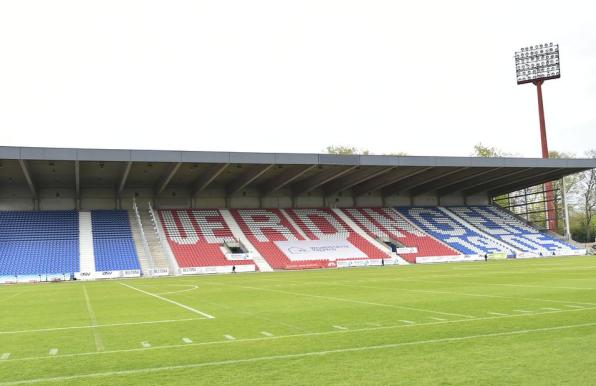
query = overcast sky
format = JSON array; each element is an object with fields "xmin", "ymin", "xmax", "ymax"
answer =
[{"xmin": 0, "ymin": 0, "xmax": 594, "ymax": 158}]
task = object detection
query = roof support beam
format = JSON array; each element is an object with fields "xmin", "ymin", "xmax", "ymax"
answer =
[
  {"xmin": 292, "ymin": 165, "xmax": 358, "ymax": 197},
  {"xmin": 353, "ymin": 167, "xmax": 432, "ymax": 197},
  {"xmin": 155, "ymin": 162, "xmax": 182, "ymax": 196},
  {"xmin": 191, "ymin": 163, "xmax": 229, "ymax": 197},
  {"xmin": 418, "ymin": 167, "xmax": 500, "ymax": 196},
  {"xmin": 488, "ymin": 168, "xmax": 578, "ymax": 197},
  {"xmin": 18, "ymin": 160, "xmax": 37, "ymax": 200},
  {"xmin": 383, "ymin": 167, "xmax": 467, "ymax": 196},
  {"xmin": 261, "ymin": 164, "xmax": 316, "ymax": 196},
  {"xmin": 118, "ymin": 161, "xmax": 133, "ymax": 196},
  {"xmin": 75, "ymin": 160, "xmax": 80, "ymax": 209},
  {"xmin": 228, "ymin": 164, "xmax": 275, "ymax": 196},
  {"xmin": 324, "ymin": 166, "xmax": 394, "ymax": 196},
  {"xmin": 439, "ymin": 168, "xmax": 530, "ymax": 196},
  {"xmin": 464, "ymin": 168, "xmax": 555, "ymax": 195}
]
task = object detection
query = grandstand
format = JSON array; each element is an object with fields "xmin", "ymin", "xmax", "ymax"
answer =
[{"xmin": 0, "ymin": 146, "xmax": 594, "ymax": 282}]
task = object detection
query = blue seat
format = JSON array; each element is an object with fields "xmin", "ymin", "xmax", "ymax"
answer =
[
  {"xmin": 0, "ymin": 211, "xmax": 79, "ymax": 275},
  {"xmin": 91, "ymin": 210, "xmax": 140, "ymax": 271}
]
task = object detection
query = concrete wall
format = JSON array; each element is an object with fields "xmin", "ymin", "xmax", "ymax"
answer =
[{"xmin": 0, "ymin": 184, "xmax": 490, "ymax": 210}]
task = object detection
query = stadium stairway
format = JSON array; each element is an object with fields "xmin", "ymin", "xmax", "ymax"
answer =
[
  {"xmin": 332, "ymin": 208, "xmax": 409, "ymax": 264},
  {"xmin": 220, "ymin": 209, "xmax": 273, "ymax": 272},
  {"xmin": 128, "ymin": 210, "xmax": 153, "ymax": 275},
  {"xmin": 140, "ymin": 208, "xmax": 175, "ymax": 274},
  {"xmin": 78, "ymin": 211, "xmax": 96, "ymax": 273}
]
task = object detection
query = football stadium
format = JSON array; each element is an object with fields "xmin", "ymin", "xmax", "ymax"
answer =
[
  {"xmin": 2, "ymin": 1, "xmax": 596, "ymax": 385},
  {"xmin": 0, "ymin": 146, "xmax": 595, "ymax": 384}
]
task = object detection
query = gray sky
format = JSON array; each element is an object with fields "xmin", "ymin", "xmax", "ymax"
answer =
[{"xmin": 0, "ymin": 0, "xmax": 594, "ymax": 157}]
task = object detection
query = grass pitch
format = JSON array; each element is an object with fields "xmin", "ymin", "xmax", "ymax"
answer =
[{"xmin": 1, "ymin": 256, "xmax": 596, "ymax": 385}]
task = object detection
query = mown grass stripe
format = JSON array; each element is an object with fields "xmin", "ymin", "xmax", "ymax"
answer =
[{"xmin": 4, "ymin": 321, "xmax": 595, "ymax": 386}]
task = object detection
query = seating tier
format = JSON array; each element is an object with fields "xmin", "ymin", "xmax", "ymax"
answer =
[
  {"xmin": 159, "ymin": 209, "xmax": 254, "ymax": 268},
  {"xmin": 342, "ymin": 208, "xmax": 460, "ymax": 263}
]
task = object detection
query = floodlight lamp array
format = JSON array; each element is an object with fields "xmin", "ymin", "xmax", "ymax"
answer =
[{"xmin": 515, "ymin": 42, "xmax": 560, "ymax": 84}]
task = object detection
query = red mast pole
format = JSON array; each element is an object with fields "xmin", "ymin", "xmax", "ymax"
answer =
[{"xmin": 535, "ymin": 80, "xmax": 557, "ymax": 231}]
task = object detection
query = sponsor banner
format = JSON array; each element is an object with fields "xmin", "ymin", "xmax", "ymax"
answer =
[
  {"xmin": 554, "ymin": 249, "xmax": 586, "ymax": 256},
  {"xmin": 225, "ymin": 253, "xmax": 251, "ymax": 261},
  {"xmin": 151, "ymin": 268, "xmax": 170, "ymax": 276},
  {"xmin": 122, "ymin": 270, "xmax": 141, "ymax": 278},
  {"xmin": 336, "ymin": 258, "xmax": 396, "ymax": 268},
  {"xmin": 180, "ymin": 265, "xmax": 256, "ymax": 275},
  {"xmin": 396, "ymin": 247, "xmax": 418, "ymax": 254},
  {"xmin": 275, "ymin": 240, "xmax": 367, "ymax": 261},
  {"xmin": 75, "ymin": 272, "xmax": 94, "ymax": 281},
  {"xmin": 285, "ymin": 261, "xmax": 329, "ymax": 270},
  {"xmin": 488, "ymin": 252, "xmax": 507, "ymax": 260},
  {"xmin": 416, "ymin": 255, "xmax": 483, "ymax": 264},
  {"xmin": 97, "ymin": 271, "xmax": 121, "ymax": 279},
  {"xmin": 516, "ymin": 252, "xmax": 540, "ymax": 259}
]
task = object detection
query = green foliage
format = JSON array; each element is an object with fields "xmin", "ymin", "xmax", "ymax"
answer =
[
  {"xmin": 472, "ymin": 143, "xmax": 510, "ymax": 157},
  {"xmin": 324, "ymin": 146, "xmax": 407, "ymax": 156},
  {"xmin": 325, "ymin": 146, "xmax": 370, "ymax": 155}
]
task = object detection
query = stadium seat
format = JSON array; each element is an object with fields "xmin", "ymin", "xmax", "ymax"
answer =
[
  {"xmin": 342, "ymin": 208, "xmax": 461, "ymax": 263},
  {"xmin": 447, "ymin": 206, "xmax": 579, "ymax": 254},
  {"xmin": 91, "ymin": 210, "xmax": 141, "ymax": 271},
  {"xmin": 158, "ymin": 209, "xmax": 255, "ymax": 268},
  {"xmin": 0, "ymin": 211, "xmax": 79, "ymax": 276},
  {"xmin": 286, "ymin": 208, "xmax": 388, "ymax": 260},
  {"xmin": 396, "ymin": 207, "xmax": 515, "ymax": 255},
  {"xmin": 230, "ymin": 209, "xmax": 318, "ymax": 269}
]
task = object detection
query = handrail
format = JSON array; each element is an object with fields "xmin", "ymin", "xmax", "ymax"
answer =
[{"xmin": 133, "ymin": 197, "xmax": 155, "ymax": 276}]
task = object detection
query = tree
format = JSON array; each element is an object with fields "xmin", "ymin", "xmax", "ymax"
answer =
[
  {"xmin": 325, "ymin": 146, "xmax": 370, "ymax": 155},
  {"xmin": 577, "ymin": 150, "xmax": 596, "ymax": 242},
  {"xmin": 472, "ymin": 143, "xmax": 512, "ymax": 158}
]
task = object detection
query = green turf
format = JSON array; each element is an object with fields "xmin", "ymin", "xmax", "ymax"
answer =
[{"xmin": 1, "ymin": 256, "xmax": 596, "ymax": 385}]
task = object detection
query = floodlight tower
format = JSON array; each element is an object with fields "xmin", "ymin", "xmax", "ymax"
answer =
[{"xmin": 514, "ymin": 42, "xmax": 560, "ymax": 231}]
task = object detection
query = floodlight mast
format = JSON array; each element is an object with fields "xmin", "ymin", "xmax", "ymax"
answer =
[{"xmin": 514, "ymin": 43, "xmax": 560, "ymax": 231}]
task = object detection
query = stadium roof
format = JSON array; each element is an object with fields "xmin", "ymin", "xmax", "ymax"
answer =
[{"xmin": 1, "ymin": 146, "xmax": 595, "ymax": 199}]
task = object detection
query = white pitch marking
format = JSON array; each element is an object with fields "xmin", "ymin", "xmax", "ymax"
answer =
[
  {"xmin": 260, "ymin": 331, "xmax": 274, "ymax": 337},
  {"xmin": 514, "ymin": 310, "xmax": 532, "ymax": 313},
  {"xmin": 82, "ymin": 285, "xmax": 104, "ymax": 352},
  {"xmin": 9, "ymin": 321, "xmax": 596, "ymax": 385},
  {"xmin": 430, "ymin": 317, "xmax": 447, "ymax": 321},
  {"xmin": 487, "ymin": 312, "xmax": 508, "ymax": 316},
  {"xmin": 182, "ymin": 338, "xmax": 192, "ymax": 344},
  {"xmin": 565, "ymin": 305, "xmax": 584, "ymax": 309},
  {"xmin": 399, "ymin": 320, "xmax": 415, "ymax": 324},
  {"xmin": 224, "ymin": 335, "xmax": 235, "ymax": 340},
  {"xmin": 48, "ymin": 348, "xmax": 58, "ymax": 356},
  {"xmin": 0, "ymin": 318, "xmax": 206, "ymax": 336},
  {"xmin": 332, "ymin": 325, "xmax": 348, "ymax": 330},
  {"xmin": 141, "ymin": 342, "xmax": 151, "ymax": 348},
  {"xmin": 120, "ymin": 283, "xmax": 215, "ymax": 319},
  {"xmin": 1, "ymin": 353, "xmax": 10, "ymax": 360}
]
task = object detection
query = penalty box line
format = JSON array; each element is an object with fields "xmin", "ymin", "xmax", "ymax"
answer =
[
  {"xmin": 119, "ymin": 283, "xmax": 215, "ymax": 319},
  {"xmin": 3, "ymin": 321, "xmax": 596, "ymax": 385}
]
